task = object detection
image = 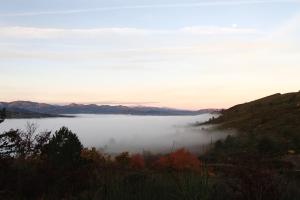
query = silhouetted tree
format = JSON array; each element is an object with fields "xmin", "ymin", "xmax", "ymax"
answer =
[
  {"xmin": 0, "ymin": 108, "xmax": 5, "ymax": 124},
  {"xmin": 0, "ymin": 108, "xmax": 21, "ymax": 158},
  {"xmin": 44, "ymin": 127, "xmax": 83, "ymax": 168},
  {"xmin": 0, "ymin": 130, "xmax": 20, "ymax": 158},
  {"xmin": 13, "ymin": 122, "xmax": 50, "ymax": 158},
  {"xmin": 33, "ymin": 130, "xmax": 51, "ymax": 155}
]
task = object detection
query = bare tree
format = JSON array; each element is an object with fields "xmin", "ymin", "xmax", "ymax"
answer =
[
  {"xmin": 0, "ymin": 116, "xmax": 51, "ymax": 158},
  {"xmin": 0, "ymin": 108, "xmax": 21, "ymax": 158},
  {"xmin": 16, "ymin": 122, "xmax": 51, "ymax": 158}
]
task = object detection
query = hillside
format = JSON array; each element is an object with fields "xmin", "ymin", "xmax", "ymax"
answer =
[
  {"xmin": 204, "ymin": 91, "xmax": 300, "ymax": 158},
  {"xmin": 207, "ymin": 92, "xmax": 300, "ymax": 134},
  {"xmin": 0, "ymin": 101, "xmax": 216, "ymax": 117},
  {"xmin": 2, "ymin": 107, "xmax": 67, "ymax": 119}
]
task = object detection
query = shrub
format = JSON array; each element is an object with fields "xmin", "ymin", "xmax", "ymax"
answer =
[
  {"xmin": 80, "ymin": 147, "xmax": 105, "ymax": 165},
  {"xmin": 115, "ymin": 152, "xmax": 130, "ymax": 167},
  {"xmin": 155, "ymin": 148, "xmax": 201, "ymax": 171},
  {"xmin": 130, "ymin": 154, "xmax": 145, "ymax": 169}
]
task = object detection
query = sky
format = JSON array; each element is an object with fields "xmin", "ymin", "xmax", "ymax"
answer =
[{"xmin": 0, "ymin": 0, "xmax": 300, "ymax": 109}]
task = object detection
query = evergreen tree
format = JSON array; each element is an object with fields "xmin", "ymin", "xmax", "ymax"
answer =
[{"xmin": 44, "ymin": 127, "xmax": 83, "ymax": 168}]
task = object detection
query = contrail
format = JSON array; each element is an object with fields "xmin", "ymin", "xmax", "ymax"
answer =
[{"xmin": 0, "ymin": 0, "xmax": 299, "ymax": 17}]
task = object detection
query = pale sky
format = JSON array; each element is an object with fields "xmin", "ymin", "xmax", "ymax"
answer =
[{"xmin": 0, "ymin": 0, "xmax": 300, "ymax": 109}]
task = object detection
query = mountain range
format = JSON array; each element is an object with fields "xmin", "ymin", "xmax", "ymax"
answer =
[{"xmin": 0, "ymin": 101, "xmax": 217, "ymax": 118}]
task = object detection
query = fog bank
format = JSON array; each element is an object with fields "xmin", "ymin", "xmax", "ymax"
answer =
[{"xmin": 0, "ymin": 114, "xmax": 231, "ymax": 154}]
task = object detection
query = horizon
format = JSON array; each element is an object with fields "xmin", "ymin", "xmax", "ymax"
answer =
[
  {"xmin": 2, "ymin": 90, "xmax": 299, "ymax": 111},
  {"xmin": 1, "ymin": 0, "xmax": 300, "ymax": 109},
  {"xmin": 0, "ymin": 99, "xmax": 219, "ymax": 111}
]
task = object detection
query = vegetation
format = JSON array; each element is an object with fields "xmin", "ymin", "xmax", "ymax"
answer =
[
  {"xmin": 0, "ymin": 108, "xmax": 212, "ymax": 199},
  {"xmin": 1, "ymin": 91, "xmax": 300, "ymax": 199},
  {"xmin": 204, "ymin": 92, "xmax": 300, "ymax": 158},
  {"xmin": 199, "ymin": 92, "xmax": 300, "ymax": 200},
  {"xmin": 207, "ymin": 92, "xmax": 300, "ymax": 133}
]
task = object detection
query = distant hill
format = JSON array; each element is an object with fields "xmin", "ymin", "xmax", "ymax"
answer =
[
  {"xmin": 2, "ymin": 107, "xmax": 65, "ymax": 119},
  {"xmin": 0, "ymin": 101, "xmax": 217, "ymax": 118}
]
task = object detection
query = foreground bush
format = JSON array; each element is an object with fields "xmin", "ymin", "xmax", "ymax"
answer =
[{"xmin": 155, "ymin": 148, "xmax": 201, "ymax": 171}]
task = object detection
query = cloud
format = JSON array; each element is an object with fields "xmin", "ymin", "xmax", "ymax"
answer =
[
  {"xmin": 0, "ymin": 25, "xmax": 264, "ymax": 63},
  {"xmin": 268, "ymin": 13, "xmax": 300, "ymax": 41},
  {"xmin": 0, "ymin": 0, "xmax": 299, "ymax": 17},
  {"xmin": 2, "ymin": 12, "xmax": 300, "ymax": 68},
  {"xmin": 180, "ymin": 26, "xmax": 260, "ymax": 35},
  {"xmin": 0, "ymin": 26, "xmax": 260, "ymax": 39},
  {"xmin": 0, "ymin": 27, "xmax": 152, "ymax": 39}
]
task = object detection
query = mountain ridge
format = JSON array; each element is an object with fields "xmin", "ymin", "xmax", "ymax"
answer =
[{"xmin": 0, "ymin": 101, "xmax": 218, "ymax": 118}]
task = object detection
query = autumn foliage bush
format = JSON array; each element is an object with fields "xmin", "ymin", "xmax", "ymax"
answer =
[
  {"xmin": 81, "ymin": 147, "xmax": 200, "ymax": 172},
  {"xmin": 115, "ymin": 151, "xmax": 130, "ymax": 167},
  {"xmin": 80, "ymin": 147, "xmax": 105, "ymax": 165},
  {"xmin": 129, "ymin": 153, "xmax": 145, "ymax": 169},
  {"xmin": 154, "ymin": 148, "xmax": 201, "ymax": 171}
]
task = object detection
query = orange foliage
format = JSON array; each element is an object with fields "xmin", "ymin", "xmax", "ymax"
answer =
[
  {"xmin": 155, "ymin": 148, "xmax": 201, "ymax": 171},
  {"xmin": 80, "ymin": 147, "xmax": 105, "ymax": 164},
  {"xmin": 130, "ymin": 154, "xmax": 145, "ymax": 169}
]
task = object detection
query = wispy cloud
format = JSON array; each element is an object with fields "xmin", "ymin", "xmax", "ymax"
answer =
[
  {"xmin": 0, "ymin": 0, "xmax": 299, "ymax": 17},
  {"xmin": 0, "ymin": 27, "xmax": 152, "ymax": 39},
  {"xmin": 0, "ymin": 26, "xmax": 260, "ymax": 39},
  {"xmin": 268, "ymin": 13, "xmax": 300, "ymax": 40},
  {"xmin": 181, "ymin": 26, "xmax": 259, "ymax": 35}
]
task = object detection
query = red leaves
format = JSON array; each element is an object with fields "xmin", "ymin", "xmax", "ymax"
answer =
[
  {"xmin": 81, "ymin": 148, "xmax": 201, "ymax": 172},
  {"xmin": 114, "ymin": 152, "xmax": 145, "ymax": 169},
  {"xmin": 155, "ymin": 148, "xmax": 201, "ymax": 171},
  {"xmin": 130, "ymin": 154, "xmax": 145, "ymax": 169}
]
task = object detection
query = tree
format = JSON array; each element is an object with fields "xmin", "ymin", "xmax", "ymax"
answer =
[
  {"xmin": 80, "ymin": 147, "xmax": 105, "ymax": 165},
  {"xmin": 130, "ymin": 154, "xmax": 145, "ymax": 169},
  {"xmin": 44, "ymin": 127, "xmax": 83, "ymax": 168},
  {"xmin": 115, "ymin": 152, "xmax": 130, "ymax": 167},
  {"xmin": 1, "ymin": 121, "xmax": 51, "ymax": 159},
  {"xmin": 0, "ymin": 129, "xmax": 20, "ymax": 158},
  {"xmin": 0, "ymin": 108, "xmax": 5, "ymax": 124},
  {"xmin": 17, "ymin": 123, "xmax": 51, "ymax": 158},
  {"xmin": 0, "ymin": 108, "xmax": 21, "ymax": 158},
  {"xmin": 17, "ymin": 122, "xmax": 38, "ymax": 158}
]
